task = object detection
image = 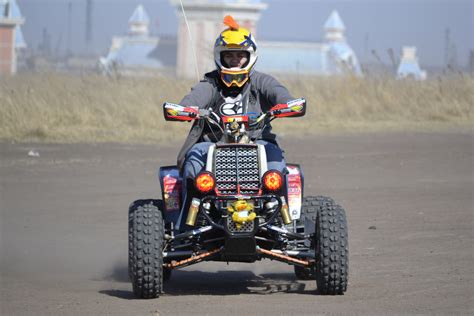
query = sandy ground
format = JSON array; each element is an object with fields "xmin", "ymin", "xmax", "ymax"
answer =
[{"xmin": 1, "ymin": 131, "xmax": 473, "ymax": 315}]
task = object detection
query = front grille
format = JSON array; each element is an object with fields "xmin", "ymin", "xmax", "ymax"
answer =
[
  {"xmin": 226, "ymin": 216, "xmax": 255, "ymax": 233},
  {"xmin": 214, "ymin": 146, "xmax": 260, "ymax": 195}
]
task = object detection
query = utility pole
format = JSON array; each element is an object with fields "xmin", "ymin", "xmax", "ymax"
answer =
[
  {"xmin": 364, "ymin": 32, "xmax": 369, "ymax": 62},
  {"xmin": 469, "ymin": 50, "xmax": 474, "ymax": 74},
  {"xmin": 41, "ymin": 28, "xmax": 51, "ymax": 56},
  {"xmin": 449, "ymin": 43, "xmax": 458, "ymax": 71},
  {"xmin": 444, "ymin": 28, "xmax": 450, "ymax": 69},
  {"xmin": 67, "ymin": 1, "xmax": 72, "ymax": 55},
  {"xmin": 85, "ymin": 0, "xmax": 92, "ymax": 54},
  {"xmin": 387, "ymin": 48, "xmax": 397, "ymax": 70}
]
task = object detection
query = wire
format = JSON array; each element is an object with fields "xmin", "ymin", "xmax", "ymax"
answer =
[
  {"xmin": 205, "ymin": 119, "xmax": 220, "ymax": 142},
  {"xmin": 179, "ymin": 0, "xmax": 201, "ymax": 81},
  {"xmin": 203, "ymin": 112, "xmax": 224, "ymax": 142},
  {"xmin": 253, "ymin": 116, "xmax": 274, "ymax": 141}
]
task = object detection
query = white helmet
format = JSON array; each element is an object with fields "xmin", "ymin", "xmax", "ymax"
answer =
[{"xmin": 214, "ymin": 15, "xmax": 258, "ymax": 87}]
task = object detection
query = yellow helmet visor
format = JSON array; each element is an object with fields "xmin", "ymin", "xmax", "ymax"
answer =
[{"xmin": 220, "ymin": 70, "xmax": 249, "ymax": 88}]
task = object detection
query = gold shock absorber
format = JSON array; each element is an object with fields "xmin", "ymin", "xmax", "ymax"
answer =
[
  {"xmin": 185, "ymin": 198, "xmax": 200, "ymax": 226},
  {"xmin": 280, "ymin": 196, "xmax": 292, "ymax": 225}
]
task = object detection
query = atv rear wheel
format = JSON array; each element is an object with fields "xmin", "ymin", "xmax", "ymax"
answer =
[
  {"xmin": 311, "ymin": 196, "xmax": 348, "ymax": 295},
  {"xmin": 128, "ymin": 200, "xmax": 165, "ymax": 299}
]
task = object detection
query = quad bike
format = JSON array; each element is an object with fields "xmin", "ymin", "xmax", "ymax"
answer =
[{"xmin": 128, "ymin": 98, "xmax": 348, "ymax": 298}]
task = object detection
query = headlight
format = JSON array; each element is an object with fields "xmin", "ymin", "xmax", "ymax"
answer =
[
  {"xmin": 195, "ymin": 171, "xmax": 215, "ymax": 194},
  {"xmin": 262, "ymin": 170, "xmax": 283, "ymax": 192}
]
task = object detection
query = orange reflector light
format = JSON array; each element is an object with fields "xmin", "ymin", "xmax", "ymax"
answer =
[
  {"xmin": 195, "ymin": 172, "xmax": 215, "ymax": 193},
  {"xmin": 263, "ymin": 170, "xmax": 283, "ymax": 192}
]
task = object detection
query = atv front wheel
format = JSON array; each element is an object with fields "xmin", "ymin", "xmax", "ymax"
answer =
[
  {"xmin": 293, "ymin": 196, "xmax": 323, "ymax": 280},
  {"xmin": 128, "ymin": 200, "xmax": 165, "ymax": 299},
  {"xmin": 312, "ymin": 196, "xmax": 349, "ymax": 295}
]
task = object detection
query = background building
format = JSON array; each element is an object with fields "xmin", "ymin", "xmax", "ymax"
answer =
[
  {"xmin": 0, "ymin": 0, "xmax": 25, "ymax": 75},
  {"xmin": 258, "ymin": 10, "xmax": 362, "ymax": 76},
  {"xmin": 396, "ymin": 46, "xmax": 427, "ymax": 80},
  {"xmin": 170, "ymin": 0, "xmax": 267, "ymax": 79},
  {"xmin": 99, "ymin": 5, "xmax": 163, "ymax": 76},
  {"xmin": 98, "ymin": 1, "xmax": 362, "ymax": 78},
  {"xmin": 170, "ymin": 1, "xmax": 361, "ymax": 78}
]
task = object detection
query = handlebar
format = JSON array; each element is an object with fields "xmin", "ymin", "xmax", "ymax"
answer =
[
  {"xmin": 163, "ymin": 98, "xmax": 306, "ymax": 123},
  {"xmin": 193, "ymin": 109, "xmax": 269, "ymax": 127}
]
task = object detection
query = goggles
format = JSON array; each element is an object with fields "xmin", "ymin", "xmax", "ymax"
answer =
[{"xmin": 220, "ymin": 70, "xmax": 249, "ymax": 88}]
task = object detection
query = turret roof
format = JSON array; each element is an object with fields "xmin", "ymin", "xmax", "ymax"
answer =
[
  {"xmin": 324, "ymin": 10, "xmax": 345, "ymax": 31},
  {"xmin": 129, "ymin": 4, "xmax": 150, "ymax": 25}
]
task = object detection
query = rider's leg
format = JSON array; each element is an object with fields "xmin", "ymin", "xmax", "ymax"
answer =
[
  {"xmin": 178, "ymin": 142, "xmax": 213, "ymax": 230},
  {"xmin": 182, "ymin": 142, "xmax": 213, "ymax": 181},
  {"xmin": 256, "ymin": 140, "xmax": 286, "ymax": 173}
]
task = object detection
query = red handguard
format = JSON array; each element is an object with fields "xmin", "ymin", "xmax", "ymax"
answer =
[
  {"xmin": 269, "ymin": 98, "xmax": 306, "ymax": 118},
  {"xmin": 163, "ymin": 102, "xmax": 199, "ymax": 122}
]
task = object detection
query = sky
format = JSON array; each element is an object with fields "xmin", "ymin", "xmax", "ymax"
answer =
[{"xmin": 17, "ymin": 0, "xmax": 474, "ymax": 67}]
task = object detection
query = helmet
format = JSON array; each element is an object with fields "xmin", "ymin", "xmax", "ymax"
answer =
[{"xmin": 214, "ymin": 15, "xmax": 258, "ymax": 88}]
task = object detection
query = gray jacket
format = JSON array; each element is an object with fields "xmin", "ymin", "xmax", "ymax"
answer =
[{"xmin": 177, "ymin": 70, "xmax": 294, "ymax": 169}]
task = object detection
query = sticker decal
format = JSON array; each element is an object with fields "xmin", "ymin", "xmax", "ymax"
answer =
[
  {"xmin": 220, "ymin": 101, "xmax": 243, "ymax": 115},
  {"xmin": 219, "ymin": 94, "xmax": 244, "ymax": 116},
  {"xmin": 161, "ymin": 168, "xmax": 182, "ymax": 212},
  {"xmin": 286, "ymin": 165, "xmax": 302, "ymax": 220}
]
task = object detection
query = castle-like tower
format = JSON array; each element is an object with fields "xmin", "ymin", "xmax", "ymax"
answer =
[
  {"xmin": 324, "ymin": 10, "xmax": 345, "ymax": 42},
  {"xmin": 323, "ymin": 10, "xmax": 362, "ymax": 76},
  {"xmin": 397, "ymin": 46, "xmax": 427, "ymax": 80},
  {"xmin": 99, "ymin": 5, "xmax": 162, "ymax": 76},
  {"xmin": 128, "ymin": 4, "xmax": 150, "ymax": 37},
  {"xmin": 170, "ymin": 0, "xmax": 267, "ymax": 79},
  {"xmin": 256, "ymin": 10, "xmax": 362, "ymax": 76}
]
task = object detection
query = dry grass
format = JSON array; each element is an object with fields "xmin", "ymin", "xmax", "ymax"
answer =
[{"xmin": 1, "ymin": 73, "xmax": 472, "ymax": 143}]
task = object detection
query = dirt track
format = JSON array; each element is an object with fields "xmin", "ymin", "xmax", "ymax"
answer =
[{"xmin": 1, "ymin": 131, "xmax": 473, "ymax": 315}]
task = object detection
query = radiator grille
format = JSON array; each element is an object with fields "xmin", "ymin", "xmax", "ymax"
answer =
[
  {"xmin": 214, "ymin": 146, "xmax": 260, "ymax": 195},
  {"xmin": 226, "ymin": 216, "xmax": 255, "ymax": 233}
]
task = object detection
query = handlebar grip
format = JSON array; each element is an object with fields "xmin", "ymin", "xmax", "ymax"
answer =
[
  {"xmin": 278, "ymin": 108, "xmax": 293, "ymax": 114},
  {"xmin": 177, "ymin": 111, "xmax": 197, "ymax": 118}
]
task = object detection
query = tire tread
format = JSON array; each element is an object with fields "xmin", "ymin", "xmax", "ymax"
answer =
[
  {"xmin": 128, "ymin": 199, "xmax": 164, "ymax": 299},
  {"xmin": 308, "ymin": 196, "xmax": 349, "ymax": 295}
]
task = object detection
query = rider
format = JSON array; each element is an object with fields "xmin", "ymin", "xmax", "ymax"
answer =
[{"xmin": 177, "ymin": 15, "xmax": 295, "ymax": 204}]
